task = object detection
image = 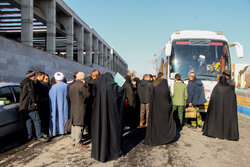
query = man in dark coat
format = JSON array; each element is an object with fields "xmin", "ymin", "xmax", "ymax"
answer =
[
  {"xmin": 91, "ymin": 73, "xmax": 126, "ymax": 163},
  {"xmin": 187, "ymin": 72, "xmax": 207, "ymax": 128},
  {"xmin": 123, "ymin": 75, "xmax": 135, "ymax": 129},
  {"xmin": 19, "ymin": 70, "xmax": 47, "ymax": 141},
  {"xmin": 138, "ymin": 74, "xmax": 153, "ymax": 126},
  {"xmin": 84, "ymin": 70, "xmax": 100, "ymax": 136},
  {"xmin": 131, "ymin": 77, "xmax": 141, "ymax": 127},
  {"xmin": 35, "ymin": 71, "xmax": 50, "ymax": 135},
  {"xmin": 68, "ymin": 72, "xmax": 90, "ymax": 148},
  {"xmin": 144, "ymin": 73, "xmax": 176, "ymax": 146},
  {"xmin": 203, "ymin": 72, "xmax": 239, "ymax": 141}
]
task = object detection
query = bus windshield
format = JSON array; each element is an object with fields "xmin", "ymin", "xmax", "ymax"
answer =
[{"xmin": 169, "ymin": 40, "xmax": 231, "ymax": 80}]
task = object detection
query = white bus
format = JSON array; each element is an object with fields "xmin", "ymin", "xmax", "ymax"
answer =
[{"xmin": 157, "ymin": 30, "xmax": 243, "ymax": 112}]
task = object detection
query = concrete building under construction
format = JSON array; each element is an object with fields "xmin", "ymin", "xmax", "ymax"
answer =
[{"xmin": 0, "ymin": 0, "xmax": 128, "ymax": 82}]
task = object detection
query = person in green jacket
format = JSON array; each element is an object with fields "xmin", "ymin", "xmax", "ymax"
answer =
[{"xmin": 172, "ymin": 74, "xmax": 187, "ymax": 129}]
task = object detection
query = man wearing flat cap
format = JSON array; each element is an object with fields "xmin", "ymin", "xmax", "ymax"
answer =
[
  {"xmin": 19, "ymin": 70, "xmax": 47, "ymax": 141},
  {"xmin": 68, "ymin": 72, "xmax": 90, "ymax": 148},
  {"xmin": 49, "ymin": 72, "xmax": 69, "ymax": 136}
]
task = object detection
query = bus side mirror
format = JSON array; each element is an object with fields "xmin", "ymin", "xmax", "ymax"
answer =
[
  {"xmin": 229, "ymin": 42, "xmax": 243, "ymax": 58},
  {"xmin": 235, "ymin": 43, "xmax": 243, "ymax": 58},
  {"xmin": 165, "ymin": 42, "xmax": 172, "ymax": 57}
]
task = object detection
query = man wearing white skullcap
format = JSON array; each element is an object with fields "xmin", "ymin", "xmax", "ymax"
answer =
[
  {"xmin": 49, "ymin": 72, "xmax": 69, "ymax": 136},
  {"xmin": 54, "ymin": 72, "xmax": 64, "ymax": 82}
]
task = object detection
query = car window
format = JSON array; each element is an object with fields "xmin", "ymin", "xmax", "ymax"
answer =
[
  {"xmin": 12, "ymin": 86, "xmax": 20, "ymax": 103},
  {"xmin": 0, "ymin": 87, "xmax": 15, "ymax": 105}
]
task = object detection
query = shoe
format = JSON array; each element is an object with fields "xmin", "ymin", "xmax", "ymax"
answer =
[
  {"xmin": 43, "ymin": 134, "xmax": 48, "ymax": 138},
  {"xmin": 76, "ymin": 144, "xmax": 89, "ymax": 148},
  {"xmin": 38, "ymin": 137, "xmax": 49, "ymax": 142},
  {"xmin": 124, "ymin": 126, "xmax": 130, "ymax": 131},
  {"xmin": 140, "ymin": 122, "xmax": 143, "ymax": 126},
  {"xmin": 145, "ymin": 123, "xmax": 148, "ymax": 127}
]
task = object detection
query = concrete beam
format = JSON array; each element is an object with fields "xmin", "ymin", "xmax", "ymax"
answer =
[
  {"xmin": 56, "ymin": 0, "xmax": 91, "ymax": 32},
  {"xmin": 21, "ymin": 0, "xmax": 33, "ymax": 46}
]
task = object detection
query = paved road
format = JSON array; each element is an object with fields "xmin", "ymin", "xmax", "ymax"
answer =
[
  {"xmin": 0, "ymin": 113, "xmax": 249, "ymax": 167},
  {"xmin": 236, "ymin": 91, "xmax": 250, "ymax": 98}
]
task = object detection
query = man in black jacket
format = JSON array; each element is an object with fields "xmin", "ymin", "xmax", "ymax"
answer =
[
  {"xmin": 35, "ymin": 71, "xmax": 50, "ymax": 135},
  {"xmin": 19, "ymin": 70, "xmax": 47, "ymax": 141},
  {"xmin": 138, "ymin": 74, "xmax": 153, "ymax": 126},
  {"xmin": 84, "ymin": 70, "xmax": 100, "ymax": 136},
  {"xmin": 68, "ymin": 72, "xmax": 90, "ymax": 148}
]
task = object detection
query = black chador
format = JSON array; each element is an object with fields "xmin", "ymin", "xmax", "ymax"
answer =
[
  {"xmin": 202, "ymin": 77, "xmax": 239, "ymax": 141},
  {"xmin": 91, "ymin": 73, "xmax": 126, "ymax": 162},
  {"xmin": 144, "ymin": 78, "xmax": 176, "ymax": 146}
]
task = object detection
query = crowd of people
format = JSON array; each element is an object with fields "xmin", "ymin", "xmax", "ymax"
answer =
[{"xmin": 19, "ymin": 69, "xmax": 239, "ymax": 163}]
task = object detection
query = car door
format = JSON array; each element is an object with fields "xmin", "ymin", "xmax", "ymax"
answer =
[{"xmin": 0, "ymin": 86, "xmax": 20, "ymax": 137}]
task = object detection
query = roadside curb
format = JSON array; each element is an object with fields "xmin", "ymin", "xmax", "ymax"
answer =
[
  {"xmin": 237, "ymin": 105, "xmax": 250, "ymax": 116},
  {"xmin": 236, "ymin": 89, "xmax": 250, "ymax": 93}
]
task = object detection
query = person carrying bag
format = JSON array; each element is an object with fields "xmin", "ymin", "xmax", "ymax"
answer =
[{"xmin": 186, "ymin": 72, "xmax": 206, "ymax": 128}]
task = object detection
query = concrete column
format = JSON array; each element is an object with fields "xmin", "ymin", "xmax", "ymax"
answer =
[
  {"xmin": 123, "ymin": 63, "xmax": 126, "ymax": 75},
  {"xmin": 84, "ymin": 31, "xmax": 92, "ymax": 66},
  {"xmin": 112, "ymin": 54, "xmax": 115, "ymax": 72},
  {"xmin": 21, "ymin": 0, "xmax": 33, "ymax": 46},
  {"xmin": 114, "ymin": 55, "xmax": 117, "ymax": 72},
  {"xmin": 60, "ymin": 16, "xmax": 74, "ymax": 60},
  {"xmin": 119, "ymin": 59, "xmax": 122, "ymax": 74},
  {"xmin": 106, "ymin": 48, "xmax": 110, "ymax": 69},
  {"xmin": 103, "ymin": 46, "xmax": 108, "ymax": 68},
  {"xmin": 74, "ymin": 25, "xmax": 84, "ymax": 64},
  {"xmin": 110, "ymin": 49, "xmax": 114, "ymax": 71},
  {"xmin": 93, "ymin": 37, "xmax": 99, "ymax": 65},
  {"xmin": 102, "ymin": 45, "xmax": 106, "ymax": 67},
  {"xmin": 98, "ymin": 42, "xmax": 103, "ymax": 66},
  {"xmin": 121, "ymin": 62, "xmax": 124, "ymax": 75},
  {"xmin": 116, "ymin": 56, "xmax": 119, "ymax": 73},
  {"xmin": 108, "ymin": 49, "xmax": 113, "ymax": 70},
  {"xmin": 39, "ymin": 0, "xmax": 56, "ymax": 54}
]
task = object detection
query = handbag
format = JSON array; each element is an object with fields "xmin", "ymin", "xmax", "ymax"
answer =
[
  {"xmin": 185, "ymin": 106, "xmax": 197, "ymax": 118},
  {"xmin": 64, "ymin": 119, "xmax": 72, "ymax": 134}
]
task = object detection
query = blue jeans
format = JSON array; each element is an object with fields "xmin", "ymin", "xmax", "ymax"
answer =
[{"xmin": 26, "ymin": 110, "xmax": 43, "ymax": 139}]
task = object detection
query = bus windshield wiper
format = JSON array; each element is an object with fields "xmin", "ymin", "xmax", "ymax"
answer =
[{"xmin": 197, "ymin": 74, "xmax": 216, "ymax": 77}]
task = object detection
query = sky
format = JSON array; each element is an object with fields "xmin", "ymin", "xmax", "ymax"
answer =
[{"xmin": 64, "ymin": 0, "xmax": 250, "ymax": 78}]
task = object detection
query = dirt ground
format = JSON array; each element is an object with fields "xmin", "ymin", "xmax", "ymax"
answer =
[{"xmin": 0, "ymin": 113, "xmax": 249, "ymax": 167}]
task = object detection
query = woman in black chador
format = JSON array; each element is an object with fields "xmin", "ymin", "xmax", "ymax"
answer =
[
  {"xmin": 202, "ymin": 72, "xmax": 239, "ymax": 141},
  {"xmin": 144, "ymin": 73, "xmax": 176, "ymax": 146},
  {"xmin": 91, "ymin": 73, "xmax": 126, "ymax": 163}
]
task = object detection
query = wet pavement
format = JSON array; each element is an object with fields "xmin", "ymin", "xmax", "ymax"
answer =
[{"xmin": 0, "ymin": 113, "xmax": 249, "ymax": 167}]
